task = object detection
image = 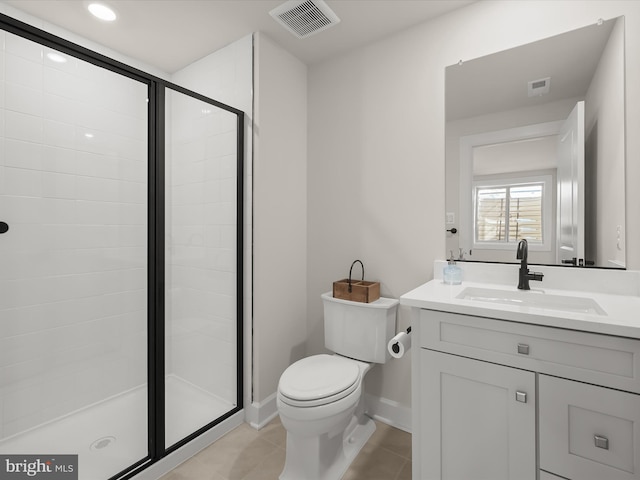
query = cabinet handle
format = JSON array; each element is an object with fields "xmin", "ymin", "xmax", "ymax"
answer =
[
  {"xmin": 594, "ymin": 435, "xmax": 609, "ymax": 450},
  {"xmin": 517, "ymin": 343, "xmax": 530, "ymax": 355},
  {"xmin": 515, "ymin": 391, "xmax": 527, "ymax": 403}
]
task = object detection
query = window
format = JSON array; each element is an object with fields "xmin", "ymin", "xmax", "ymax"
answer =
[{"xmin": 473, "ymin": 175, "xmax": 552, "ymax": 250}]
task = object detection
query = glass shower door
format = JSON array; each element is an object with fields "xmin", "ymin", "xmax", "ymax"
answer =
[
  {"xmin": 164, "ymin": 88, "xmax": 240, "ymax": 448},
  {"xmin": 0, "ymin": 31, "xmax": 149, "ymax": 479}
]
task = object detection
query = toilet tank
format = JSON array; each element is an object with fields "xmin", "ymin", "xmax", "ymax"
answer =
[{"xmin": 322, "ymin": 292, "xmax": 398, "ymax": 363}]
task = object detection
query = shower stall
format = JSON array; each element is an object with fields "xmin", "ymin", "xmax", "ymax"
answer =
[{"xmin": 0, "ymin": 13, "xmax": 244, "ymax": 480}]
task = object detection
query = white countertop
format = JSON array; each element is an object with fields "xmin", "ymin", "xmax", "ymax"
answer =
[{"xmin": 401, "ymin": 262, "xmax": 640, "ymax": 339}]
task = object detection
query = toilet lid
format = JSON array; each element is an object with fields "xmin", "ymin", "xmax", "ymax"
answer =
[{"xmin": 279, "ymin": 355, "xmax": 360, "ymax": 406}]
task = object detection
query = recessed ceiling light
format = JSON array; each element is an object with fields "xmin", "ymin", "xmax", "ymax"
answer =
[{"xmin": 88, "ymin": 3, "xmax": 117, "ymax": 21}]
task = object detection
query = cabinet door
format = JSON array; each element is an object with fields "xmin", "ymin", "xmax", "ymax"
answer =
[
  {"xmin": 540, "ymin": 374, "xmax": 640, "ymax": 480},
  {"xmin": 420, "ymin": 350, "xmax": 536, "ymax": 480}
]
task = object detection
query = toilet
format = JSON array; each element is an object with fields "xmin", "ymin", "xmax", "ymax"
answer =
[{"xmin": 277, "ymin": 292, "xmax": 399, "ymax": 480}]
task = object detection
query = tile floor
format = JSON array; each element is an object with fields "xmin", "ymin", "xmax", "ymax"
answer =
[{"xmin": 159, "ymin": 416, "xmax": 411, "ymax": 480}]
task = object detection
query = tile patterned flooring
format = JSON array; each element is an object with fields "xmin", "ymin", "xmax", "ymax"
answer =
[{"xmin": 160, "ymin": 416, "xmax": 411, "ymax": 480}]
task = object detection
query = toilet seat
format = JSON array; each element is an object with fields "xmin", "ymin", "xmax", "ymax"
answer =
[{"xmin": 278, "ymin": 355, "xmax": 361, "ymax": 408}]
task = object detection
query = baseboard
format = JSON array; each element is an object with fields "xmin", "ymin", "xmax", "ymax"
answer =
[
  {"xmin": 245, "ymin": 392, "xmax": 279, "ymax": 430},
  {"xmin": 365, "ymin": 393, "xmax": 412, "ymax": 433}
]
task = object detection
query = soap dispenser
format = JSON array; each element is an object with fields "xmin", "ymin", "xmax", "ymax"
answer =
[{"xmin": 443, "ymin": 251, "xmax": 462, "ymax": 285}]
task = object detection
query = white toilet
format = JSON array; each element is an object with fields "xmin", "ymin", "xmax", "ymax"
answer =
[{"xmin": 277, "ymin": 292, "xmax": 399, "ymax": 480}]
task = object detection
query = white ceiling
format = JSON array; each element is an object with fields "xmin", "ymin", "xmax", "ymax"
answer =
[{"xmin": 3, "ymin": 0, "xmax": 475, "ymax": 72}]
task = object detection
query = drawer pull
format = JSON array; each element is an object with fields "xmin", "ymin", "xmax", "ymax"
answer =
[
  {"xmin": 515, "ymin": 391, "xmax": 527, "ymax": 403},
  {"xmin": 594, "ymin": 435, "xmax": 609, "ymax": 450},
  {"xmin": 517, "ymin": 343, "xmax": 530, "ymax": 355}
]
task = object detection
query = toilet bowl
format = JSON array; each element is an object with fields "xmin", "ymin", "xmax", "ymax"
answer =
[
  {"xmin": 277, "ymin": 355, "xmax": 373, "ymax": 480},
  {"xmin": 277, "ymin": 293, "xmax": 399, "ymax": 480},
  {"xmin": 278, "ymin": 354, "xmax": 369, "ymax": 431}
]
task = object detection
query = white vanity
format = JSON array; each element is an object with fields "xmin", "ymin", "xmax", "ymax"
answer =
[{"xmin": 401, "ymin": 261, "xmax": 640, "ymax": 480}]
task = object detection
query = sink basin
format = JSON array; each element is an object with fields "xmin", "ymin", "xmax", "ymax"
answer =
[{"xmin": 456, "ymin": 287, "xmax": 607, "ymax": 316}]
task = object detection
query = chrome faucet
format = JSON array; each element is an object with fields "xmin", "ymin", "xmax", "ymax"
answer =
[{"xmin": 516, "ymin": 239, "xmax": 544, "ymax": 290}]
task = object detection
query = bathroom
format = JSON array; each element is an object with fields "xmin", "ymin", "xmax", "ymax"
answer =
[{"xmin": 1, "ymin": 0, "xmax": 639, "ymax": 479}]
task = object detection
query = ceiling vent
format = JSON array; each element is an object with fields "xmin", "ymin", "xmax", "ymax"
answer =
[
  {"xmin": 528, "ymin": 77, "xmax": 551, "ymax": 97},
  {"xmin": 270, "ymin": 0, "xmax": 340, "ymax": 39}
]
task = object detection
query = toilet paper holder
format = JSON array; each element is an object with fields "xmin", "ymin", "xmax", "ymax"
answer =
[{"xmin": 390, "ymin": 326, "xmax": 411, "ymax": 355}]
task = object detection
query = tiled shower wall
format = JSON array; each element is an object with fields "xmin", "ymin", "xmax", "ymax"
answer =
[
  {"xmin": 165, "ymin": 91, "xmax": 238, "ymax": 402},
  {"xmin": 0, "ymin": 31, "xmax": 148, "ymax": 439},
  {"xmin": 165, "ymin": 34, "xmax": 252, "ymax": 405}
]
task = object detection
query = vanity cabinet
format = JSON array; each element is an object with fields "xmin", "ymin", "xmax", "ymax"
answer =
[
  {"xmin": 414, "ymin": 309, "xmax": 640, "ymax": 480},
  {"xmin": 420, "ymin": 349, "xmax": 536, "ymax": 480}
]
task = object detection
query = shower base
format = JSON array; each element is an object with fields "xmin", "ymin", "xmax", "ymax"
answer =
[{"xmin": 0, "ymin": 375, "xmax": 233, "ymax": 480}]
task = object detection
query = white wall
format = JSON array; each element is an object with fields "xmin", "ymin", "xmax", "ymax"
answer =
[
  {"xmin": 307, "ymin": 0, "xmax": 640, "ymax": 417},
  {"xmin": 252, "ymin": 33, "xmax": 308, "ymax": 406}
]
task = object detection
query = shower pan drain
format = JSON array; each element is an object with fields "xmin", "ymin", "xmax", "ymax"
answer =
[{"xmin": 90, "ymin": 436, "xmax": 116, "ymax": 451}]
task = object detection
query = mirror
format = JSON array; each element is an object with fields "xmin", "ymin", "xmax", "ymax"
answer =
[{"xmin": 445, "ymin": 17, "xmax": 625, "ymax": 268}]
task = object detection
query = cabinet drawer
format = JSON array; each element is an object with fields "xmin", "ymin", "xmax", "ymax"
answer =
[
  {"xmin": 539, "ymin": 374, "xmax": 640, "ymax": 480},
  {"xmin": 419, "ymin": 309, "xmax": 640, "ymax": 393}
]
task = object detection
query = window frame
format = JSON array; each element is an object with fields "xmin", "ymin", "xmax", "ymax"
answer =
[{"xmin": 472, "ymin": 174, "xmax": 553, "ymax": 252}]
